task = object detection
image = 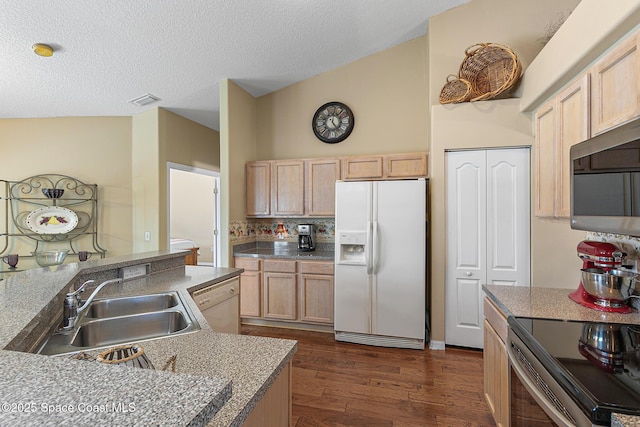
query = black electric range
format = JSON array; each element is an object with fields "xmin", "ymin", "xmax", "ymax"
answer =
[{"xmin": 509, "ymin": 316, "xmax": 640, "ymax": 425}]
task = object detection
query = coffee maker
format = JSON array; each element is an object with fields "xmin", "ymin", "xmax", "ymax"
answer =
[{"xmin": 297, "ymin": 224, "xmax": 315, "ymax": 252}]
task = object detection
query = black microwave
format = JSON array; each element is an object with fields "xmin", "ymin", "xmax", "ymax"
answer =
[{"xmin": 570, "ymin": 118, "xmax": 640, "ymax": 236}]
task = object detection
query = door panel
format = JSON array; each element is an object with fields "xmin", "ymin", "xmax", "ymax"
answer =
[
  {"xmin": 487, "ymin": 149, "xmax": 530, "ymax": 286},
  {"xmin": 446, "ymin": 151, "xmax": 486, "ymax": 348},
  {"xmin": 446, "ymin": 148, "xmax": 530, "ymax": 349},
  {"xmin": 373, "ymin": 180, "xmax": 426, "ymax": 340}
]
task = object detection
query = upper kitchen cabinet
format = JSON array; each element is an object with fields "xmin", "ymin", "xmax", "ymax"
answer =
[
  {"xmin": 246, "ymin": 161, "xmax": 271, "ymax": 217},
  {"xmin": 534, "ymin": 74, "xmax": 590, "ymax": 218},
  {"xmin": 342, "ymin": 152, "xmax": 428, "ymax": 181},
  {"xmin": 271, "ymin": 160, "xmax": 305, "ymax": 216},
  {"xmin": 591, "ymin": 28, "xmax": 640, "ymax": 136},
  {"xmin": 305, "ymin": 158, "xmax": 340, "ymax": 217}
]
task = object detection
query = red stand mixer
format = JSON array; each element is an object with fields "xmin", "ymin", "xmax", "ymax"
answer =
[{"xmin": 569, "ymin": 240, "xmax": 635, "ymax": 313}]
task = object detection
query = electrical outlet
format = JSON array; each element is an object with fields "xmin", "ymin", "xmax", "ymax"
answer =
[{"xmin": 144, "ymin": 231, "xmax": 151, "ymax": 241}]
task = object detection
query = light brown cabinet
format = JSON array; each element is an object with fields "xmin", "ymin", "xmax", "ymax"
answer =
[
  {"xmin": 263, "ymin": 260, "xmax": 297, "ymax": 320},
  {"xmin": 246, "ymin": 161, "xmax": 271, "ymax": 217},
  {"xmin": 534, "ymin": 74, "xmax": 590, "ymax": 218},
  {"xmin": 483, "ymin": 297, "xmax": 509, "ymax": 427},
  {"xmin": 236, "ymin": 257, "xmax": 334, "ymax": 327},
  {"xmin": 241, "ymin": 362, "xmax": 291, "ymax": 427},
  {"xmin": 591, "ymin": 29, "xmax": 640, "ymax": 136},
  {"xmin": 271, "ymin": 160, "xmax": 305, "ymax": 216},
  {"xmin": 342, "ymin": 152, "xmax": 428, "ymax": 181},
  {"xmin": 298, "ymin": 261, "xmax": 334, "ymax": 324},
  {"xmin": 305, "ymin": 158, "xmax": 340, "ymax": 216},
  {"xmin": 246, "ymin": 153, "xmax": 427, "ymax": 217},
  {"xmin": 235, "ymin": 258, "xmax": 262, "ymax": 318}
]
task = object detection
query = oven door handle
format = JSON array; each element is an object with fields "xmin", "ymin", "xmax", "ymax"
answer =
[{"xmin": 508, "ymin": 342, "xmax": 579, "ymax": 427}]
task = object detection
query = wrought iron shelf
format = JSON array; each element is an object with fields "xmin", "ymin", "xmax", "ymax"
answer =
[{"xmin": 0, "ymin": 174, "xmax": 107, "ymax": 273}]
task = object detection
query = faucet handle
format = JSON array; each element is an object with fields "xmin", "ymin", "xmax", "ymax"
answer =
[{"xmin": 67, "ymin": 280, "xmax": 95, "ymax": 298}]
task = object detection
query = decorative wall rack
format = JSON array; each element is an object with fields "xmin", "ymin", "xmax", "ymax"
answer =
[{"xmin": 0, "ymin": 174, "xmax": 107, "ymax": 273}]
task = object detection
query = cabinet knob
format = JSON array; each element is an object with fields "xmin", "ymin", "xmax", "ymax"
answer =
[
  {"xmin": 465, "ymin": 271, "xmax": 472, "ymax": 277},
  {"xmin": 230, "ymin": 287, "xmax": 236, "ymax": 294}
]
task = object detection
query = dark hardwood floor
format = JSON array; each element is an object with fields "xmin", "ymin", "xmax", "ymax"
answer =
[{"xmin": 241, "ymin": 325, "xmax": 496, "ymax": 427}]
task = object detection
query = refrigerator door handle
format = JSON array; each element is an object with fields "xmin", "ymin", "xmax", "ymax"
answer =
[
  {"xmin": 372, "ymin": 220, "xmax": 379, "ymax": 274},
  {"xmin": 366, "ymin": 220, "xmax": 373, "ymax": 275}
]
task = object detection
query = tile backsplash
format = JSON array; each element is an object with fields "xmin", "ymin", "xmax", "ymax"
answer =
[
  {"xmin": 229, "ymin": 219, "xmax": 335, "ymax": 243},
  {"xmin": 586, "ymin": 231, "xmax": 640, "ymax": 266}
]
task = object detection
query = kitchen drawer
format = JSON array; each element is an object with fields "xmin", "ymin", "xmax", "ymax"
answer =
[
  {"xmin": 299, "ymin": 261, "xmax": 334, "ymax": 275},
  {"xmin": 484, "ymin": 298, "xmax": 508, "ymax": 343},
  {"xmin": 235, "ymin": 257, "xmax": 261, "ymax": 271},
  {"xmin": 263, "ymin": 260, "xmax": 297, "ymax": 273}
]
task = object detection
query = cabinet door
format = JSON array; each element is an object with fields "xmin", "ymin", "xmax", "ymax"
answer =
[
  {"xmin": 483, "ymin": 319, "xmax": 509, "ymax": 427},
  {"xmin": 306, "ymin": 158, "xmax": 340, "ymax": 216},
  {"xmin": 299, "ymin": 274, "xmax": 334, "ymax": 324},
  {"xmin": 342, "ymin": 156, "xmax": 383, "ymax": 180},
  {"xmin": 556, "ymin": 74, "xmax": 590, "ymax": 218},
  {"xmin": 534, "ymin": 100, "xmax": 557, "ymax": 218},
  {"xmin": 239, "ymin": 271, "xmax": 261, "ymax": 317},
  {"xmin": 384, "ymin": 152, "xmax": 428, "ymax": 178},
  {"xmin": 591, "ymin": 30, "xmax": 640, "ymax": 135},
  {"xmin": 263, "ymin": 272, "xmax": 297, "ymax": 320},
  {"xmin": 272, "ymin": 161, "xmax": 304, "ymax": 216},
  {"xmin": 246, "ymin": 161, "xmax": 271, "ymax": 216}
]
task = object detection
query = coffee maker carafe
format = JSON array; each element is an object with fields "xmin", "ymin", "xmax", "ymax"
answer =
[{"xmin": 297, "ymin": 224, "xmax": 315, "ymax": 252}]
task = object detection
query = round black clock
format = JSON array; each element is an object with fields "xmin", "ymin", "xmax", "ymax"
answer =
[{"xmin": 312, "ymin": 102, "xmax": 354, "ymax": 143}]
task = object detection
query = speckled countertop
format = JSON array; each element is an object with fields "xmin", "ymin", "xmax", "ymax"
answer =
[
  {"xmin": 233, "ymin": 241, "xmax": 334, "ymax": 261},
  {"xmin": 483, "ymin": 285, "xmax": 640, "ymax": 426},
  {"xmin": 0, "ymin": 251, "xmax": 297, "ymax": 426}
]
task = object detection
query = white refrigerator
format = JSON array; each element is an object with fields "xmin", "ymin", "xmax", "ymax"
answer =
[{"xmin": 334, "ymin": 179, "xmax": 427, "ymax": 349}]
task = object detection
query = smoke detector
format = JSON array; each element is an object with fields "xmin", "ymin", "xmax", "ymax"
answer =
[{"xmin": 128, "ymin": 93, "xmax": 160, "ymax": 107}]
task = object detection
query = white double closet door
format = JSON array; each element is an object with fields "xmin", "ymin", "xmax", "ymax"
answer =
[{"xmin": 445, "ymin": 148, "xmax": 530, "ymax": 349}]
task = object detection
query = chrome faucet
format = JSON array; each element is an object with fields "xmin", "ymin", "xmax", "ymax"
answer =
[{"xmin": 61, "ymin": 278, "xmax": 123, "ymax": 330}]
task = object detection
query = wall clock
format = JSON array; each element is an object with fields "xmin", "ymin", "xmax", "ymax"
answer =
[{"xmin": 312, "ymin": 102, "xmax": 354, "ymax": 143}]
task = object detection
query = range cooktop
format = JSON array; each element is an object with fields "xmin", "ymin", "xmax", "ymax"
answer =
[{"xmin": 510, "ymin": 316, "xmax": 640, "ymax": 425}]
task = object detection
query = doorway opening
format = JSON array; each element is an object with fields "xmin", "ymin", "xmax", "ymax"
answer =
[{"xmin": 167, "ymin": 162, "xmax": 220, "ymax": 267}]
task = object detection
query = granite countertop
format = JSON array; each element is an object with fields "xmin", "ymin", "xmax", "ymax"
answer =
[
  {"xmin": 233, "ymin": 241, "xmax": 334, "ymax": 261},
  {"xmin": 483, "ymin": 285, "xmax": 640, "ymax": 324},
  {"xmin": 0, "ymin": 251, "xmax": 297, "ymax": 426},
  {"xmin": 483, "ymin": 284, "xmax": 640, "ymax": 426}
]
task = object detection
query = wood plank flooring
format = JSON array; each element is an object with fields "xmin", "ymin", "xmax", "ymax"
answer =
[{"xmin": 241, "ymin": 326, "xmax": 496, "ymax": 427}]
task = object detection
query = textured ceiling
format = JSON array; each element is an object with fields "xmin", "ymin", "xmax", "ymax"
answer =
[{"xmin": 1, "ymin": 1, "xmax": 469, "ymax": 130}]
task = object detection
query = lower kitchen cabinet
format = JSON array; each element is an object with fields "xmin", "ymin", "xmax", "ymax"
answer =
[
  {"xmin": 234, "ymin": 258, "xmax": 262, "ymax": 318},
  {"xmin": 483, "ymin": 297, "xmax": 509, "ymax": 427},
  {"xmin": 263, "ymin": 260, "xmax": 297, "ymax": 320},
  {"xmin": 298, "ymin": 261, "xmax": 334, "ymax": 324},
  {"xmin": 241, "ymin": 362, "xmax": 291, "ymax": 427},
  {"xmin": 236, "ymin": 257, "xmax": 334, "ymax": 327}
]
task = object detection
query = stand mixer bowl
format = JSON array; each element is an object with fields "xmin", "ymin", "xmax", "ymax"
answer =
[{"xmin": 581, "ymin": 267, "xmax": 639, "ymax": 306}]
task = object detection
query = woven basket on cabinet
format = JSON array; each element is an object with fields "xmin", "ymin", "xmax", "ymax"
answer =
[
  {"xmin": 438, "ymin": 74, "xmax": 473, "ymax": 104},
  {"xmin": 458, "ymin": 43, "xmax": 522, "ymax": 101}
]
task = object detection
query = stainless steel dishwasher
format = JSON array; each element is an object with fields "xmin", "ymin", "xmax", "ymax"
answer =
[{"xmin": 191, "ymin": 277, "xmax": 240, "ymax": 334}]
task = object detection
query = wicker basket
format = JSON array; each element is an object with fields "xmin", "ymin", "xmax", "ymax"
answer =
[
  {"xmin": 458, "ymin": 43, "xmax": 522, "ymax": 101},
  {"xmin": 439, "ymin": 74, "xmax": 473, "ymax": 104}
]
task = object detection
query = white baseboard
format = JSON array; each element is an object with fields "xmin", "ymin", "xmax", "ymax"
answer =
[{"xmin": 429, "ymin": 340, "xmax": 445, "ymax": 351}]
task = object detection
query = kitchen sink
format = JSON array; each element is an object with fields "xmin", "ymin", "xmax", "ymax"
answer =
[
  {"xmin": 85, "ymin": 293, "xmax": 179, "ymax": 318},
  {"xmin": 36, "ymin": 291, "xmax": 200, "ymax": 356},
  {"xmin": 70, "ymin": 311, "xmax": 191, "ymax": 348}
]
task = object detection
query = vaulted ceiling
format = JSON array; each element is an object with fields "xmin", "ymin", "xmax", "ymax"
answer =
[{"xmin": 1, "ymin": 1, "xmax": 469, "ymax": 130}]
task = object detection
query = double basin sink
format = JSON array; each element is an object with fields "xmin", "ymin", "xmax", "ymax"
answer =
[{"xmin": 37, "ymin": 291, "xmax": 200, "ymax": 356}]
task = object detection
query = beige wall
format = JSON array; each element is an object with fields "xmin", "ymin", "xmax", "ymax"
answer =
[
  {"xmin": 427, "ymin": 0, "xmax": 585, "ymax": 343},
  {"xmin": 0, "ymin": 117, "xmax": 133, "ymax": 262},
  {"xmin": 518, "ymin": 0, "xmax": 640, "ymax": 111},
  {"xmin": 256, "ymin": 36, "xmax": 430, "ymax": 159},
  {"xmin": 132, "ymin": 108, "xmax": 220, "ymax": 254},
  {"xmin": 220, "ymin": 80, "xmax": 258, "ymax": 266}
]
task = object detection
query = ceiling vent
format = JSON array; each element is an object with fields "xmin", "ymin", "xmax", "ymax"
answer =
[{"xmin": 128, "ymin": 93, "xmax": 160, "ymax": 107}]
